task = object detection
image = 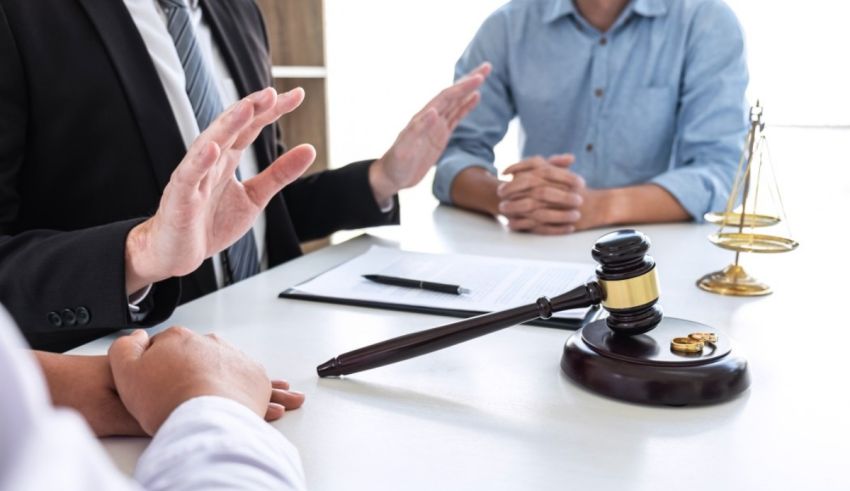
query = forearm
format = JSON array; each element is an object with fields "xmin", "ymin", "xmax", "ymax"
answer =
[
  {"xmin": 450, "ymin": 167, "xmax": 502, "ymax": 216},
  {"xmin": 34, "ymin": 351, "xmax": 64, "ymax": 401},
  {"xmin": 598, "ymin": 184, "xmax": 690, "ymax": 226},
  {"xmin": 283, "ymin": 161, "xmax": 399, "ymax": 241},
  {"xmin": 0, "ymin": 220, "xmax": 179, "ymax": 340},
  {"xmin": 35, "ymin": 351, "xmax": 146, "ymax": 436}
]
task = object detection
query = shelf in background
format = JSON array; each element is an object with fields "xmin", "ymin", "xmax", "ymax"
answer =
[{"xmin": 272, "ymin": 66, "xmax": 328, "ymax": 79}]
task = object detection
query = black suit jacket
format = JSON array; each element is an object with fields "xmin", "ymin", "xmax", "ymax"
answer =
[{"xmin": 0, "ymin": 0, "xmax": 398, "ymax": 351}]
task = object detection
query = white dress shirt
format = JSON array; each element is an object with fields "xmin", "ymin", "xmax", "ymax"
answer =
[
  {"xmin": 123, "ymin": 0, "xmax": 267, "ymax": 287},
  {"xmin": 0, "ymin": 307, "xmax": 306, "ymax": 490}
]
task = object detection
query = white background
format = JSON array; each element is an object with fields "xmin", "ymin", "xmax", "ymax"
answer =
[{"xmin": 323, "ymin": 0, "xmax": 850, "ymax": 170}]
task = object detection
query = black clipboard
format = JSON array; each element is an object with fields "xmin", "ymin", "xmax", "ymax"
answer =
[{"xmin": 278, "ymin": 288, "xmax": 602, "ymax": 330}]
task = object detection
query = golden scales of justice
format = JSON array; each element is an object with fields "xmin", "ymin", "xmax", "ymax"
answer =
[{"xmin": 697, "ymin": 101, "xmax": 799, "ymax": 296}]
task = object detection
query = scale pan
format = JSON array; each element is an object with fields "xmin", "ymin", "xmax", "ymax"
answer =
[
  {"xmin": 704, "ymin": 212, "xmax": 780, "ymax": 227},
  {"xmin": 709, "ymin": 233, "xmax": 799, "ymax": 253}
]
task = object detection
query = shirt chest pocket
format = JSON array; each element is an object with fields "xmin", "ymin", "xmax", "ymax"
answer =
[{"xmin": 603, "ymin": 86, "xmax": 679, "ymax": 185}]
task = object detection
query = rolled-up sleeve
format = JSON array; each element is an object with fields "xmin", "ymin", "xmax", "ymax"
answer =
[
  {"xmin": 433, "ymin": 9, "xmax": 516, "ymax": 204},
  {"xmin": 650, "ymin": 1, "xmax": 749, "ymax": 221}
]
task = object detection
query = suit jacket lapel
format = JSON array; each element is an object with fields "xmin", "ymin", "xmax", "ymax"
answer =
[
  {"xmin": 201, "ymin": 0, "xmax": 276, "ymax": 169},
  {"xmin": 201, "ymin": 0, "xmax": 298, "ymax": 267},
  {"xmin": 77, "ymin": 0, "xmax": 186, "ymax": 193},
  {"xmin": 77, "ymin": 0, "xmax": 217, "ymax": 298}
]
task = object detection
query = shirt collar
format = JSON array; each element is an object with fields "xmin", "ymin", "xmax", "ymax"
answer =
[
  {"xmin": 632, "ymin": 0, "xmax": 668, "ymax": 17},
  {"xmin": 543, "ymin": 0, "xmax": 668, "ymax": 24}
]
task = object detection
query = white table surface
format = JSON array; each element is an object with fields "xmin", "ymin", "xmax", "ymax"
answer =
[{"xmin": 76, "ymin": 127, "xmax": 850, "ymax": 490}]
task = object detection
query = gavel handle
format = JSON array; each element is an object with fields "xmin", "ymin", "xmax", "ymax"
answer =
[{"xmin": 317, "ymin": 282, "xmax": 604, "ymax": 377}]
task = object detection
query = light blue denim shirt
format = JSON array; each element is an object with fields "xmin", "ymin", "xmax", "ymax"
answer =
[{"xmin": 433, "ymin": 0, "xmax": 749, "ymax": 220}]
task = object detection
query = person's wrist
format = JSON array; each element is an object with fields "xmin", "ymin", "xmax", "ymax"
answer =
[
  {"xmin": 447, "ymin": 166, "xmax": 502, "ymax": 217},
  {"xmin": 368, "ymin": 158, "xmax": 398, "ymax": 208},
  {"xmin": 589, "ymin": 188, "xmax": 621, "ymax": 227},
  {"xmin": 489, "ymin": 188, "xmax": 505, "ymax": 217},
  {"xmin": 125, "ymin": 220, "xmax": 167, "ymax": 295}
]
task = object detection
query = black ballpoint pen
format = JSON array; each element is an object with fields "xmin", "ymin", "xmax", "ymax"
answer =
[{"xmin": 362, "ymin": 274, "xmax": 471, "ymax": 295}]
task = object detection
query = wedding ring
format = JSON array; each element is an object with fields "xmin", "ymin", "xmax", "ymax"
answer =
[
  {"xmin": 671, "ymin": 337, "xmax": 704, "ymax": 353},
  {"xmin": 688, "ymin": 332, "xmax": 718, "ymax": 343}
]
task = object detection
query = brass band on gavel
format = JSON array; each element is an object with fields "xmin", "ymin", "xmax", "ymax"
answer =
[{"xmin": 598, "ymin": 268, "xmax": 660, "ymax": 310}]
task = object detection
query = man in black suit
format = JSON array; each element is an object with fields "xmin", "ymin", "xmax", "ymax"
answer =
[{"xmin": 0, "ymin": 0, "xmax": 489, "ymax": 435}]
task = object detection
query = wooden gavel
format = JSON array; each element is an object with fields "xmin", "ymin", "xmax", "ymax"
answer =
[{"xmin": 317, "ymin": 230, "xmax": 663, "ymax": 377}]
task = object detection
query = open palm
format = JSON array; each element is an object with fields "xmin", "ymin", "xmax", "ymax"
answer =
[
  {"xmin": 369, "ymin": 63, "xmax": 492, "ymax": 202},
  {"xmin": 125, "ymin": 88, "xmax": 316, "ymax": 292}
]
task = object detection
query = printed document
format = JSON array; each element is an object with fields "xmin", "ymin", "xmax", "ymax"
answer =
[{"xmin": 288, "ymin": 246, "xmax": 596, "ymax": 319}]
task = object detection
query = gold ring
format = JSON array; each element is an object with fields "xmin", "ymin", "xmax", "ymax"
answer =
[
  {"xmin": 671, "ymin": 337, "xmax": 704, "ymax": 353},
  {"xmin": 688, "ymin": 332, "xmax": 718, "ymax": 343}
]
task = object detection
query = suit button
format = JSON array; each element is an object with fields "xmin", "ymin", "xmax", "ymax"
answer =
[
  {"xmin": 61, "ymin": 308, "xmax": 76, "ymax": 326},
  {"xmin": 75, "ymin": 307, "xmax": 91, "ymax": 326},
  {"xmin": 47, "ymin": 312, "xmax": 62, "ymax": 327}
]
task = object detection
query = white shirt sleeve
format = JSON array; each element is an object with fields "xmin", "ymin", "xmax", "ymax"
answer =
[
  {"xmin": 0, "ymin": 307, "xmax": 139, "ymax": 491},
  {"xmin": 135, "ymin": 396, "xmax": 306, "ymax": 491},
  {"xmin": 0, "ymin": 307, "xmax": 306, "ymax": 491}
]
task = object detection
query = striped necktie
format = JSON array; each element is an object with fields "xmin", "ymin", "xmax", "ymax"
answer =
[{"xmin": 158, "ymin": 0, "xmax": 260, "ymax": 284}]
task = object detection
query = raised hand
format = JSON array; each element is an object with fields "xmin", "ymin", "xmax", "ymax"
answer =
[
  {"xmin": 498, "ymin": 154, "xmax": 586, "ymax": 235},
  {"xmin": 125, "ymin": 88, "xmax": 316, "ymax": 293},
  {"xmin": 368, "ymin": 63, "xmax": 492, "ymax": 205},
  {"xmin": 108, "ymin": 327, "xmax": 305, "ymax": 435}
]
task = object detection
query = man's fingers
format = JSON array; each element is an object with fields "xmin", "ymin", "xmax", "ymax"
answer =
[
  {"xmin": 440, "ymin": 74, "xmax": 485, "ymax": 107},
  {"xmin": 193, "ymin": 97, "xmax": 255, "ymax": 156},
  {"xmin": 499, "ymin": 197, "xmax": 541, "ymax": 216},
  {"xmin": 265, "ymin": 386, "xmax": 306, "ymax": 421},
  {"xmin": 233, "ymin": 88, "xmax": 305, "ymax": 151},
  {"xmin": 507, "ymin": 216, "xmax": 537, "ymax": 231},
  {"xmin": 501, "ymin": 199, "xmax": 581, "ymax": 224},
  {"xmin": 468, "ymin": 61, "xmax": 493, "ymax": 78},
  {"xmin": 264, "ymin": 402, "xmax": 286, "ymax": 422},
  {"xmin": 271, "ymin": 380, "xmax": 290, "ymax": 390},
  {"xmin": 171, "ymin": 141, "xmax": 221, "ymax": 189},
  {"xmin": 507, "ymin": 217, "xmax": 576, "ymax": 235},
  {"xmin": 107, "ymin": 329, "xmax": 151, "ymax": 375},
  {"xmin": 428, "ymin": 69, "xmax": 488, "ymax": 116},
  {"xmin": 506, "ymin": 165, "xmax": 584, "ymax": 190},
  {"xmin": 271, "ymin": 388, "xmax": 306, "ymax": 410},
  {"xmin": 502, "ymin": 156, "xmax": 549, "ymax": 176},
  {"xmin": 530, "ymin": 185, "xmax": 584, "ymax": 208},
  {"xmin": 541, "ymin": 166, "xmax": 585, "ymax": 189},
  {"xmin": 531, "ymin": 224, "xmax": 577, "ymax": 235},
  {"xmin": 548, "ymin": 153, "xmax": 575, "ymax": 167},
  {"xmin": 242, "ymin": 144, "xmax": 316, "ymax": 207},
  {"xmin": 446, "ymin": 91, "xmax": 481, "ymax": 130},
  {"xmin": 530, "ymin": 208, "xmax": 582, "ymax": 225},
  {"xmin": 497, "ymin": 172, "xmax": 547, "ymax": 199}
]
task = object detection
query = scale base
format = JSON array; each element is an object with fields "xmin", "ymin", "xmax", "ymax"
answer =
[
  {"xmin": 561, "ymin": 318, "xmax": 749, "ymax": 406},
  {"xmin": 697, "ymin": 264, "xmax": 771, "ymax": 296}
]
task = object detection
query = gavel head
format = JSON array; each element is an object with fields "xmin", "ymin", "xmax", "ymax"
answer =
[{"xmin": 591, "ymin": 230, "xmax": 663, "ymax": 336}]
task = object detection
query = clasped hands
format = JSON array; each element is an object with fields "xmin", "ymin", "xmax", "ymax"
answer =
[
  {"xmin": 497, "ymin": 154, "xmax": 605, "ymax": 235},
  {"xmin": 40, "ymin": 326, "xmax": 302, "ymax": 437}
]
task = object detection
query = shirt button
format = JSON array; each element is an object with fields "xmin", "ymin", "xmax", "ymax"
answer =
[
  {"xmin": 594, "ymin": 88, "xmax": 604, "ymax": 98},
  {"xmin": 47, "ymin": 312, "xmax": 62, "ymax": 327},
  {"xmin": 600, "ymin": 37, "xmax": 608, "ymax": 46},
  {"xmin": 586, "ymin": 143, "xmax": 594, "ymax": 152}
]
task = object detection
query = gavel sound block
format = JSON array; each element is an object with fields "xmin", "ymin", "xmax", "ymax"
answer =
[{"xmin": 318, "ymin": 230, "xmax": 750, "ymax": 406}]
